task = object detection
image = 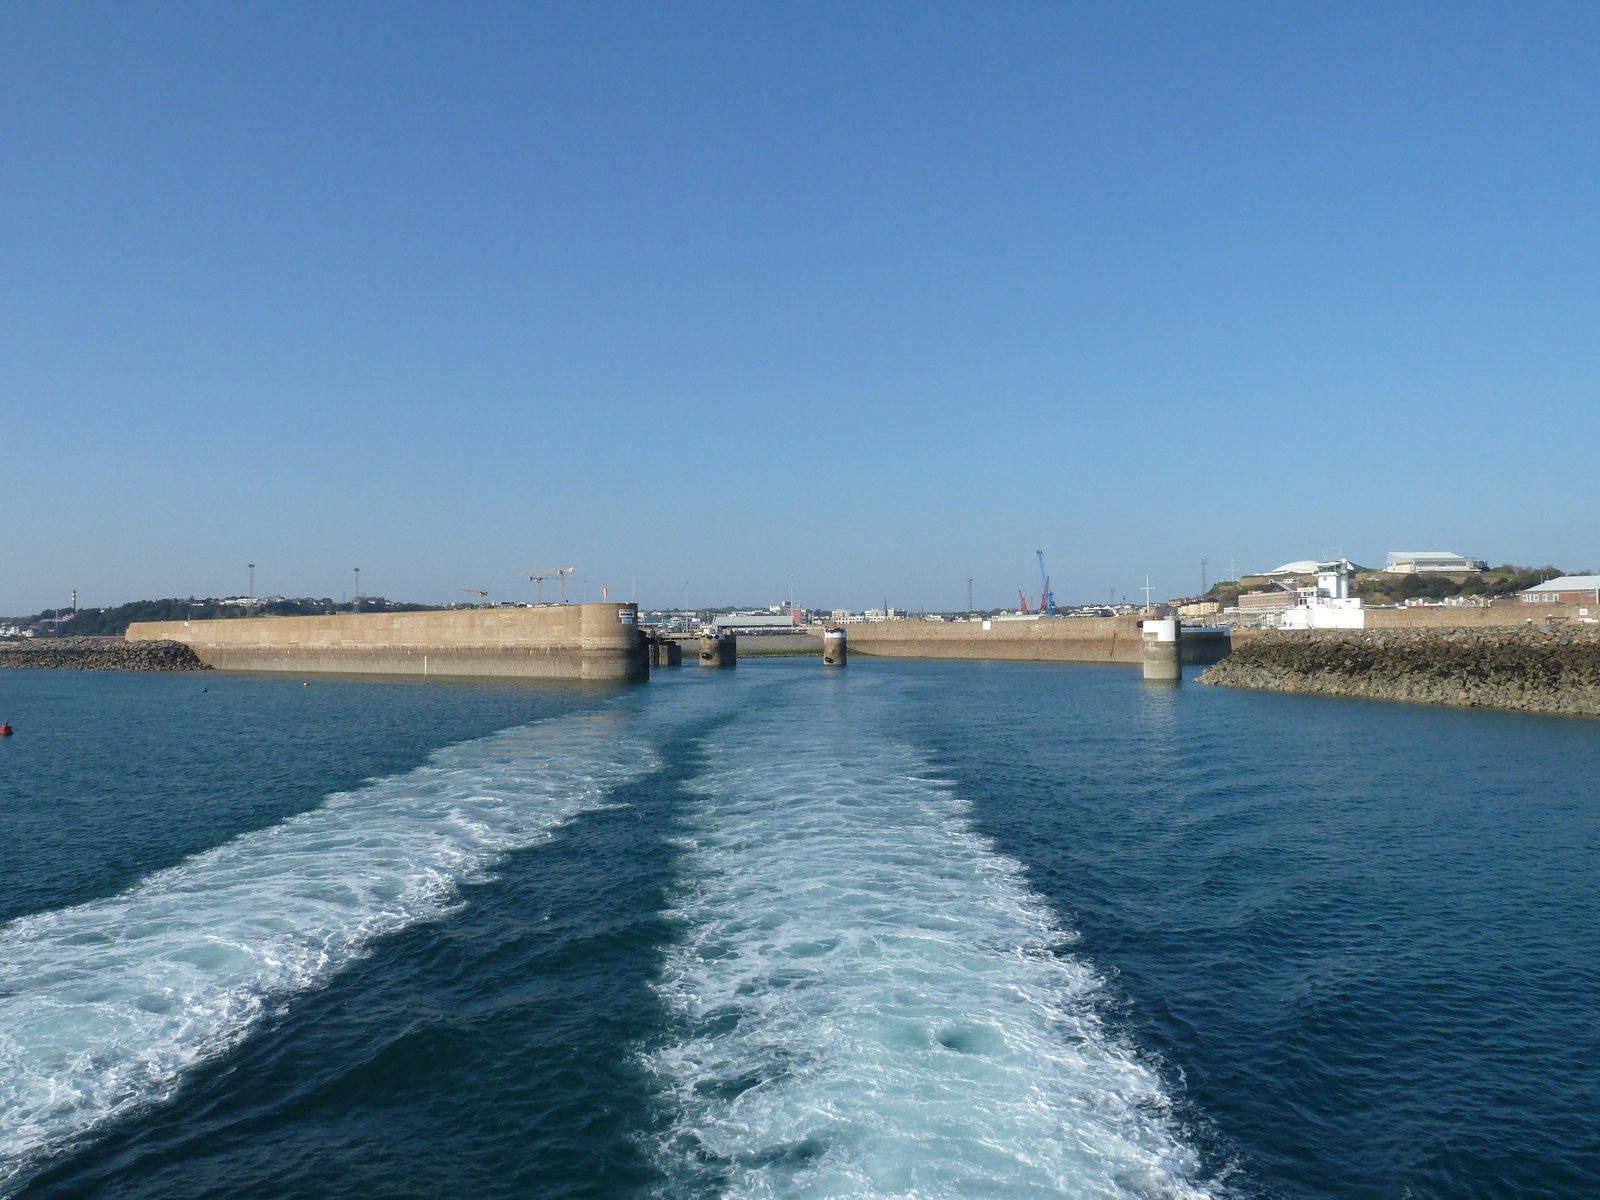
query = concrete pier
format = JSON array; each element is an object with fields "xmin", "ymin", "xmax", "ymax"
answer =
[
  {"xmin": 823, "ymin": 627, "xmax": 847, "ymax": 666},
  {"xmin": 649, "ymin": 638, "xmax": 682, "ymax": 667},
  {"xmin": 699, "ymin": 632, "xmax": 737, "ymax": 668},
  {"xmin": 834, "ymin": 615, "xmax": 1150, "ymax": 664},
  {"xmin": 126, "ymin": 604, "xmax": 649, "ymax": 681},
  {"xmin": 1141, "ymin": 618, "xmax": 1182, "ymax": 681}
]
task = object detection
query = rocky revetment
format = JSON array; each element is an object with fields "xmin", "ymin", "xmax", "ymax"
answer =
[
  {"xmin": 1198, "ymin": 625, "xmax": 1600, "ymax": 715},
  {"xmin": 0, "ymin": 637, "xmax": 211, "ymax": 671}
]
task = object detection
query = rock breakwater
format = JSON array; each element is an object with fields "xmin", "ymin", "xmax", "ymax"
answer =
[
  {"xmin": 1198, "ymin": 625, "xmax": 1600, "ymax": 715},
  {"xmin": 0, "ymin": 638, "xmax": 211, "ymax": 671}
]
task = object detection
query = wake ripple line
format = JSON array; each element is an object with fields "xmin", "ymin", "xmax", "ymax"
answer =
[
  {"xmin": 0, "ymin": 713, "xmax": 652, "ymax": 1195},
  {"xmin": 650, "ymin": 719, "xmax": 1211, "ymax": 1200}
]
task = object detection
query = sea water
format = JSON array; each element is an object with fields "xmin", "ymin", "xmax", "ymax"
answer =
[{"xmin": 0, "ymin": 661, "xmax": 1595, "ymax": 1198}]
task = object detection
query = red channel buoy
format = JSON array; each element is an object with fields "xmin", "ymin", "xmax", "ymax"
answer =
[{"xmin": 1, "ymin": 723, "xmax": 13, "ymax": 737}]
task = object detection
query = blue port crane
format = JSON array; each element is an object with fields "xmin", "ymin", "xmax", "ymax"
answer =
[{"xmin": 1018, "ymin": 551, "xmax": 1056, "ymax": 615}]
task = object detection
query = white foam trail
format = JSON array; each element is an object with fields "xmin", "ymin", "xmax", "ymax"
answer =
[
  {"xmin": 0, "ymin": 712, "xmax": 652, "ymax": 1194},
  {"xmin": 651, "ymin": 711, "xmax": 1211, "ymax": 1199}
]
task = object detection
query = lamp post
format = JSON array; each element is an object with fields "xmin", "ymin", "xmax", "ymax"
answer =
[
  {"xmin": 353, "ymin": 568, "xmax": 360, "ymax": 611},
  {"xmin": 248, "ymin": 564, "xmax": 255, "ymax": 603}
]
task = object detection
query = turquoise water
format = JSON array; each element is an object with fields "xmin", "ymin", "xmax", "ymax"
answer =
[{"xmin": 1, "ymin": 661, "xmax": 1596, "ymax": 1198}]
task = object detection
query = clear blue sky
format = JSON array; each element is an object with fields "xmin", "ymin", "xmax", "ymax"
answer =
[{"xmin": 3, "ymin": 2, "xmax": 1596, "ymax": 614}]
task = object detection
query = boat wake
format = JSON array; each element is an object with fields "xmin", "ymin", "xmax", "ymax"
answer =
[
  {"xmin": 650, "ymin": 698, "xmax": 1211, "ymax": 1199},
  {"xmin": 0, "ymin": 712, "xmax": 650, "ymax": 1195}
]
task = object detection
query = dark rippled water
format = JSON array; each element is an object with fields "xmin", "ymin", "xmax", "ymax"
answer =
[{"xmin": 1, "ymin": 660, "xmax": 1596, "ymax": 1198}]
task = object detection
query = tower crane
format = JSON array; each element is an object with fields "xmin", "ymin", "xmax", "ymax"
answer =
[
  {"xmin": 459, "ymin": 588, "xmax": 488, "ymax": 608},
  {"xmin": 527, "ymin": 567, "xmax": 575, "ymax": 605},
  {"xmin": 1018, "ymin": 553, "xmax": 1056, "ymax": 615}
]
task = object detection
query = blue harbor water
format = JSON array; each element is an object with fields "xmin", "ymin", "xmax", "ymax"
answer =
[{"xmin": 1, "ymin": 660, "xmax": 1596, "ymax": 1198}]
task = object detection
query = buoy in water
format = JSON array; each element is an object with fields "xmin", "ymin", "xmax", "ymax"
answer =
[
  {"xmin": 302, "ymin": 682, "xmax": 310, "ymax": 686},
  {"xmin": 1, "ymin": 723, "xmax": 13, "ymax": 736}
]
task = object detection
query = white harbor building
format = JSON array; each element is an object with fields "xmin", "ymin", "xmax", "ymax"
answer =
[{"xmin": 1278, "ymin": 560, "xmax": 1367, "ymax": 629}]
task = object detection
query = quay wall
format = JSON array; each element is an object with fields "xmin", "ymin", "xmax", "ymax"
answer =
[
  {"xmin": 1363, "ymin": 603, "xmax": 1584, "ymax": 628},
  {"xmin": 126, "ymin": 604, "xmax": 648, "ymax": 681},
  {"xmin": 835, "ymin": 616, "xmax": 1143, "ymax": 663},
  {"xmin": 1229, "ymin": 604, "xmax": 1588, "ymax": 649},
  {"xmin": 813, "ymin": 617, "xmax": 1227, "ymax": 666},
  {"xmin": 1199, "ymin": 626, "xmax": 1600, "ymax": 715}
]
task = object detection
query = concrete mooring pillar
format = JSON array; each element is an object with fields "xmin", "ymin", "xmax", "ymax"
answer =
[
  {"xmin": 823, "ymin": 627, "xmax": 847, "ymax": 666},
  {"xmin": 649, "ymin": 638, "xmax": 682, "ymax": 667},
  {"xmin": 1141, "ymin": 618, "xmax": 1182, "ymax": 681},
  {"xmin": 699, "ymin": 632, "xmax": 737, "ymax": 668}
]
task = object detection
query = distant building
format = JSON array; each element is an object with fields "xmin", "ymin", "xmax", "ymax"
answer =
[
  {"xmin": 1405, "ymin": 596, "xmax": 1490, "ymax": 608},
  {"xmin": 1177, "ymin": 601, "xmax": 1220, "ymax": 617},
  {"xmin": 1235, "ymin": 587, "xmax": 1298, "ymax": 612},
  {"xmin": 1385, "ymin": 552, "xmax": 1487, "ymax": 574},
  {"xmin": 712, "ymin": 610, "xmax": 803, "ymax": 631},
  {"xmin": 1519, "ymin": 576, "xmax": 1600, "ymax": 605}
]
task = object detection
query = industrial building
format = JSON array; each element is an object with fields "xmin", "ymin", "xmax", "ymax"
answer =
[{"xmin": 1385, "ymin": 552, "xmax": 1488, "ymax": 573}]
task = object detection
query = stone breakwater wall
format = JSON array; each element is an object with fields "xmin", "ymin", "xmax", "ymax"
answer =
[
  {"xmin": 838, "ymin": 617, "xmax": 1230, "ymax": 666},
  {"xmin": 0, "ymin": 638, "xmax": 210, "ymax": 671},
  {"xmin": 1198, "ymin": 626, "xmax": 1600, "ymax": 715},
  {"xmin": 837, "ymin": 616, "xmax": 1142, "ymax": 662},
  {"xmin": 1363, "ymin": 603, "xmax": 1582, "ymax": 629},
  {"xmin": 127, "ymin": 604, "xmax": 648, "ymax": 681}
]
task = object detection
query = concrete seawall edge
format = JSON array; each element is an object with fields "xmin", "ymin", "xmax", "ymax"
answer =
[{"xmin": 126, "ymin": 604, "xmax": 650, "ymax": 681}]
